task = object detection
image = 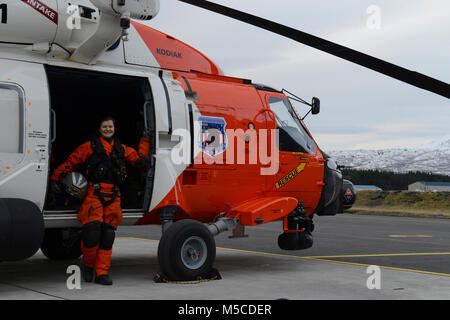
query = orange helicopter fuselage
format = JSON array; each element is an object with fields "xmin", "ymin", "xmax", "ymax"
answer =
[{"xmin": 131, "ymin": 22, "xmax": 326, "ymax": 226}]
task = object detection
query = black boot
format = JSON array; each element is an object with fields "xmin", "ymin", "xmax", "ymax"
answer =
[
  {"xmin": 95, "ymin": 274, "xmax": 113, "ymax": 285},
  {"xmin": 83, "ymin": 265, "xmax": 95, "ymax": 283}
]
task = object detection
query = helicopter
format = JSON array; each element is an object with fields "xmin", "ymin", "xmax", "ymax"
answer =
[{"xmin": 0, "ymin": 0, "xmax": 448, "ymax": 281}]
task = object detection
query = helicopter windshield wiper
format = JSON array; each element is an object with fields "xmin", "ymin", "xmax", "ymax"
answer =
[
  {"xmin": 282, "ymin": 89, "xmax": 310, "ymax": 107},
  {"xmin": 281, "ymin": 89, "xmax": 312, "ymax": 121}
]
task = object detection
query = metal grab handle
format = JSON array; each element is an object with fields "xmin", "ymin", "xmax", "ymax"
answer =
[
  {"xmin": 50, "ymin": 109, "xmax": 56, "ymax": 143},
  {"xmin": 143, "ymin": 101, "xmax": 149, "ymax": 129}
]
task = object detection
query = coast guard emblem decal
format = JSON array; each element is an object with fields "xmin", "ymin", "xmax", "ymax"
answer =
[{"xmin": 198, "ymin": 116, "xmax": 227, "ymax": 157}]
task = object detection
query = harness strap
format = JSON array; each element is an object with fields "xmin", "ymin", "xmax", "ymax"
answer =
[
  {"xmin": 87, "ymin": 136, "xmax": 127, "ymax": 185},
  {"xmin": 93, "ymin": 184, "xmax": 119, "ymax": 207}
]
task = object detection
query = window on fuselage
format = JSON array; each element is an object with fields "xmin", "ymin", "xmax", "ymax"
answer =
[
  {"xmin": 0, "ymin": 84, "xmax": 23, "ymax": 154},
  {"xmin": 268, "ymin": 96, "xmax": 316, "ymax": 154}
]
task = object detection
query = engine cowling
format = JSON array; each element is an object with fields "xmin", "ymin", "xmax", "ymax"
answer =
[
  {"xmin": 0, "ymin": 0, "xmax": 159, "ymax": 64},
  {"xmin": 90, "ymin": 0, "xmax": 159, "ymax": 20}
]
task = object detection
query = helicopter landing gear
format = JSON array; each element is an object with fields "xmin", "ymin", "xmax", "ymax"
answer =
[
  {"xmin": 157, "ymin": 219, "xmax": 216, "ymax": 281},
  {"xmin": 278, "ymin": 202, "xmax": 314, "ymax": 251},
  {"xmin": 41, "ymin": 228, "xmax": 82, "ymax": 260},
  {"xmin": 278, "ymin": 228, "xmax": 313, "ymax": 251}
]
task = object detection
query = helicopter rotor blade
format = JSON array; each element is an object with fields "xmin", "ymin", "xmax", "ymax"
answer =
[{"xmin": 179, "ymin": 0, "xmax": 450, "ymax": 99}]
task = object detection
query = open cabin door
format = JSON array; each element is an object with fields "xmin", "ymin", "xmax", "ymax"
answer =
[
  {"xmin": 43, "ymin": 66, "xmax": 156, "ymax": 226},
  {"xmin": 0, "ymin": 60, "xmax": 50, "ymax": 211}
]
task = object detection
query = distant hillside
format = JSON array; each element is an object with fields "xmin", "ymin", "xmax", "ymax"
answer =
[
  {"xmin": 341, "ymin": 168, "xmax": 450, "ymax": 191},
  {"xmin": 327, "ymin": 135, "xmax": 450, "ymax": 176}
]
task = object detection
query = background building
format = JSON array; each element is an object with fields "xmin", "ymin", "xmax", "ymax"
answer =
[
  {"xmin": 408, "ymin": 181, "xmax": 450, "ymax": 192},
  {"xmin": 354, "ymin": 185, "xmax": 382, "ymax": 192}
]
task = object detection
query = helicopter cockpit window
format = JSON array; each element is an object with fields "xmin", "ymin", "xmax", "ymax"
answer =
[
  {"xmin": 0, "ymin": 84, "xmax": 24, "ymax": 154},
  {"xmin": 268, "ymin": 96, "xmax": 316, "ymax": 154}
]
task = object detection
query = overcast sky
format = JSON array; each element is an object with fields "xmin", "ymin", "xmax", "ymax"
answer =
[{"xmin": 144, "ymin": 0, "xmax": 449, "ymax": 151}]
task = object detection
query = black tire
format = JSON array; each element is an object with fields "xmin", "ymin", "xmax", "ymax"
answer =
[
  {"xmin": 41, "ymin": 228, "xmax": 82, "ymax": 260},
  {"xmin": 157, "ymin": 219, "xmax": 216, "ymax": 281},
  {"xmin": 278, "ymin": 231, "xmax": 313, "ymax": 251}
]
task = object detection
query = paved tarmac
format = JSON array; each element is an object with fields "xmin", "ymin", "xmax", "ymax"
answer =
[{"xmin": 1, "ymin": 213, "xmax": 450, "ymax": 300}]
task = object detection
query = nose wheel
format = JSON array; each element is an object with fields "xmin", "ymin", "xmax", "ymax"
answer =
[{"xmin": 157, "ymin": 219, "xmax": 216, "ymax": 281}]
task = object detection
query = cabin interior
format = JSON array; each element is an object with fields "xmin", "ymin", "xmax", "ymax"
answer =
[{"xmin": 44, "ymin": 66, "xmax": 154, "ymax": 211}]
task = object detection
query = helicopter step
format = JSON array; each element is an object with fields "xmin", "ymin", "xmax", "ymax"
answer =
[{"xmin": 42, "ymin": 210, "xmax": 146, "ymax": 228}]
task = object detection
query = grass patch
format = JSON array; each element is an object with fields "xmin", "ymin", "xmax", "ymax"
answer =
[{"xmin": 345, "ymin": 190, "xmax": 450, "ymax": 218}]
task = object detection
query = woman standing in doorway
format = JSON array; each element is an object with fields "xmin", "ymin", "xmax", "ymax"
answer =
[{"xmin": 50, "ymin": 116, "xmax": 149, "ymax": 285}]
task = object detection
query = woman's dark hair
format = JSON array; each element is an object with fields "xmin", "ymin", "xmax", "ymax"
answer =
[
  {"xmin": 98, "ymin": 116, "xmax": 116, "ymax": 128},
  {"xmin": 95, "ymin": 116, "xmax": 117, "ymax": 138}
]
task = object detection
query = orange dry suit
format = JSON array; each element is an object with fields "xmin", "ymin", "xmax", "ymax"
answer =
[{"xmin": 50, "ymin": 136, "xmax": 149, "ymax": 277}]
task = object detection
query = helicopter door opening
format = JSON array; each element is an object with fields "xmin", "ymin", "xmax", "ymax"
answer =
[{"xmin": 44, "ymin": 66, "xmax": 155, "ymax": 216}]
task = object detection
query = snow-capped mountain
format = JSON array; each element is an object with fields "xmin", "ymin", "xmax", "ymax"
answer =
[
  {"xmin": 415, "ymin": 134, "xmax": 450, "ymax": 151},
  {"xmin": 327, "ymin": 135, "xmax": 450, "ymax": 176}
]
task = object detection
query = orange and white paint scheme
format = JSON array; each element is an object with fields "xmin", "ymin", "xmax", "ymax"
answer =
[
  {"xmin": 0, "ymin": 0, "xmax": 348, "ymax": 279},
  {"xmin": 121, "ymin": 21, "xmax": 338, "ymax": 226}
]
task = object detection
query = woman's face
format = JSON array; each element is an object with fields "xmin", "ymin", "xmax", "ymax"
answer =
[{"xmin": 99, "ymin": 120, "xmax": 115, "ymax": 139}]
